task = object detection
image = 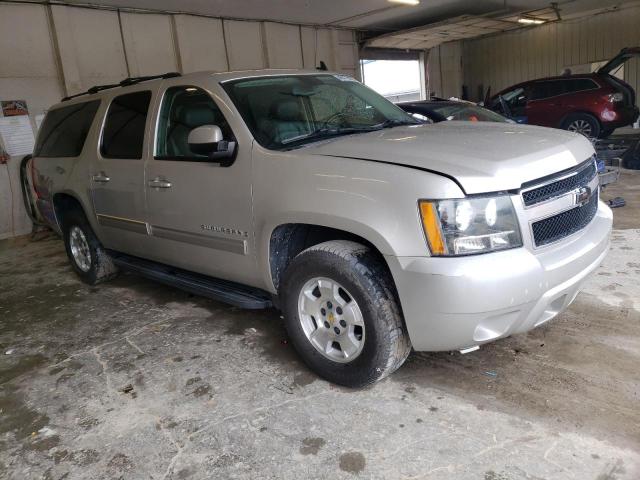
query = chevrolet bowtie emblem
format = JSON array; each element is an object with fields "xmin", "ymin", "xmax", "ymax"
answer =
[{"xmin": 575, "ymin": 186, "xmax": 592, "ymax": 206}]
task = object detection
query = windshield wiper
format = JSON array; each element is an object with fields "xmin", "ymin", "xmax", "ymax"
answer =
[
  {"xmin": 278, "ymin": 120, "xmax": 418, "ymax": 149},
  {"xmin": 280, "ymin": 126, "xmax": 373, "ymax": 147},
  {"xmin": 372, "ymin": 119, "xmax": 419, "ymax": 129}
]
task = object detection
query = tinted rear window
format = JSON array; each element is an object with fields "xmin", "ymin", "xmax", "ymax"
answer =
[
  {"xmin": 101, "ymin": 91, "xmax": 151, "ymax": 159},
  {"xmin": 530, "ymin": 81, "xmax": 566, "ymax": 100},
  {"xmin": 565, "ymin": 78, "xmax": 598, "ymax": 93},
  {"xmin": 530, "ymin": 78, "xmax": 598, "ymax": 100},
  {"xmin": 34, "ymin": 100, "xmax": 100, "ymax": 157}
]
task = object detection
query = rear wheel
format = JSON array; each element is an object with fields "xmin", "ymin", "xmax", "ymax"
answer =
[
  {"xmin": 62, "ymin": 210, "xmax": 118, "ymax": 285},
  {"xmin": 561, "ymin": 113, "xmax": 601, "ymax": 138},
  {"xmin": 281, "ymin": 240, "xmax": 411, "ymax": 387}
]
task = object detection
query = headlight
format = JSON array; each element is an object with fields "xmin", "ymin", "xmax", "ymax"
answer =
[{"xmin": 419, "ymin": 196, "xmax": 522, "ymax": 256}]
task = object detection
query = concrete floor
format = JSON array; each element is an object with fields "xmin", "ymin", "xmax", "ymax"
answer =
[{"xmin": 1, "ymin": 174, "xmax": 639, "ymax": 480}]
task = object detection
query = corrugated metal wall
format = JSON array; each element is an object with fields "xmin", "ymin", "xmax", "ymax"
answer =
[
  {"xmin": 463, "ymin": 4, "xmax": 640, "ymax": 101},
  {"xmin": 426, "ymin": 42, "xmax": 463, "ymax": 99},
  {"xmin": 0, "ymin": 2, "xmax": 360, "ymax": 239}
]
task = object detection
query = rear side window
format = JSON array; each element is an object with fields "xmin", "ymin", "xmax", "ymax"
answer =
[
  {"xmin": 34, "ymin": 100, "xmax": 100, "ymax": 157},
  {"xmin": 530, "ymin": 81, "xmax": 566, "ymax": 100},
  {"xmin": 530, "ymin": 78, "xmax": 598, "ymax": 100},
  {"xmin": 565, "ymin": 78, "xmax": 598, "ymax": 93},
  {"xmin": 101, "ymin": 91, "xmax": 151, "ymax": 159}
]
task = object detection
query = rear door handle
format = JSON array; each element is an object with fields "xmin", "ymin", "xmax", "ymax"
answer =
[
  {"xmin": 92, "ymin": 172, "xmax": 110, "ymax": 183},
  {"xmin": 55, "ymin": 166, "xmax": 65, "ymax": 174},
  {"xmin": 148, "ymin": 178, "xmax": 172, "ymax": 189}
]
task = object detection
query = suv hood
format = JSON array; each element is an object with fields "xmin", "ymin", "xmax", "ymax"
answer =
[{"xmin": 304, "ymin": 122, "xmax": 594, "ymax": 194}]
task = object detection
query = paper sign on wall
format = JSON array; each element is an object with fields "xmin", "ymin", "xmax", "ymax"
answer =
[
  {"xmin": 1, "ymin": 100, "xmax": 29, "ymax": 117},
  {"xmin": 0, "ymin": 115, "xmax": 35, "ymax": 157}
]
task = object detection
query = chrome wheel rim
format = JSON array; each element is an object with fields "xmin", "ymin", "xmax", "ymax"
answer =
[
  {"xmin": 69, "ymin": 226, "xmax": 91, "ymax": 272},
  {"xmin": 567, "ymin": 119, "xmax": 593, "ymax": 137},
  {"xmin": 297, "ymin": 277, "xmax": 365, "ymax": 363}
]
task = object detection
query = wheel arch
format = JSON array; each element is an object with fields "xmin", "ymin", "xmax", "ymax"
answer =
[
  {"xmin": 559, "ymin": 110, "xmax": 603, "ymax": 130},
  {"xmin": 266, "ymin": 221, "xmax": 397, "ymax": 296},
  {"xmin": 52, "ymin": 191, "xmax": 93, "ymax": 231}
]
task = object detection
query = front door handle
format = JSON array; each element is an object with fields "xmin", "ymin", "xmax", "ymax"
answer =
[
  {"xmin": 148, "ymin": 177, "xmax": 172, "ymax": 189},
  {"xmin": 55, "ymin": 166, "xmax": 66, "ymax": 175},
  {"xmin": 92, "ymin": 172, "xmax": 110, "ymax": 183}
]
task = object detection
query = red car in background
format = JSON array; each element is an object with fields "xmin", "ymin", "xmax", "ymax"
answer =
[{"xmin": 488, "ymin": 48, "xmax": 640, "ymax": 138}]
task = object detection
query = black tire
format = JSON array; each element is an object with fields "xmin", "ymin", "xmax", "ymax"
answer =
[
  {"xmin": 561, "ymin": 113, "xmax": 601, "ymax": 139},
  {"xmin": 281, "ymin": 240, "xmax": 411, "ymax": 387},
  {"xmin": 62, "ymin": 209, "xmax": 118, "ymax": 285}
]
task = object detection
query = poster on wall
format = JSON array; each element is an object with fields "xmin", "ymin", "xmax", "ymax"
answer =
[
  {"xmin": 0, "ymin": 115, "xmax": 35, "ymax": 157},
  {"xmin": 1, "ymin": 100, "xmax": 29, "ymax": 117}
]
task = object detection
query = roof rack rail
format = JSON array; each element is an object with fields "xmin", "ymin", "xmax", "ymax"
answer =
[
  {"xmin": 61, "ymin": 84, "xmax": 119, "ymax": 102},
  {"xmin": 119, "ymin": 72, "xmax": 181, "ymax": 87},
  {"xmin": 61, "ymin": 72, "xmax": 182, "ymax": 102}
]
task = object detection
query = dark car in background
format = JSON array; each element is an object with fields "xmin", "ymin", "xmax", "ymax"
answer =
[
  {"xmin": 398, "ymin": 100, "xmax": 509, "ymax": 124},
  {"xmin": 488, "ymin": 47, "xmax": 640, "ymax": 138}
]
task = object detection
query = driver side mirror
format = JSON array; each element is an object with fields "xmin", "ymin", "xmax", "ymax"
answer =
[{"xmin": 187, "ymin": 125, "xmax": 236, "ymax": 161}]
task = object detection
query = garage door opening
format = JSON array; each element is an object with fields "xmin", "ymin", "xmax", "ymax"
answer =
[{"xmin": 360, "ymin": 59, "xmax": 423, "ymax": 103}]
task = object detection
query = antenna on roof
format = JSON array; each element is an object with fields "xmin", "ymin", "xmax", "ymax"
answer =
[{"xmin": 316, "ymin": 61, "xmax": 328, "ymax": 71}]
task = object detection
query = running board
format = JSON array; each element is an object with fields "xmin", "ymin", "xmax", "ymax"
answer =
[{"xmin": 109, "ymin": 252, "xmax": 272, "ymax": 310}]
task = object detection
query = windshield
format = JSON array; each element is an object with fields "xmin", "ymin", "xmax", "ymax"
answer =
[
  {"xmin": 431, "ymin": 104, "xmax": 508, "ymax": 123},
  {"xmin": 222, "ymin": 74, "xmax": 418, "ymax": 150}
]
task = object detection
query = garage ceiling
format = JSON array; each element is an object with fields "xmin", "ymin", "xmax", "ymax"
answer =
[
  {"xmin": 366, "ymin": 6, "xmax": 563, "ymax": 49},
  {"xmin": 367, "ymin": 15, "xmax": 527, "ymax": 50},
  {"xmin": 53, "ymin": 0, "xmax": 628, "ymax": 31}
]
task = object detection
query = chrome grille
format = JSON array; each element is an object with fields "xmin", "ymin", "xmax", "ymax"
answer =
[
  {"xmin": 531, "ymin": 191, "xmax": 599, "ymax": 247},
  {"xmin": 522, "ymin": 160, "xmax": 597, "ymax": 207},
  {"xmin": 521, "ymin": 158, "xmax": 600, "ymax": 248}
]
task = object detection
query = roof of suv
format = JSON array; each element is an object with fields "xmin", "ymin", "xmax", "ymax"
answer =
[
  {"xmin": 492, "ymin": 74, "xmax": 602, "ymax": 97},
  {"xmin": 56, "ymin": 69, "xmax": 331, "ymax": 108}
]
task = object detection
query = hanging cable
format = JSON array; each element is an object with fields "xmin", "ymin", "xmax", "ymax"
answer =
[{"xmin": 4, "ymin": 161, "xmax": 15, "ymax": 237}]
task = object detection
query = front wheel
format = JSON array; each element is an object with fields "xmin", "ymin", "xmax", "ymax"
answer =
[
  {"xmin": 281, "ymin": 241, "xmax": 411, "ymax": 387},
  {"xmin": 62, "ymin": 210, "xmax": 118, "ymax": 285}
]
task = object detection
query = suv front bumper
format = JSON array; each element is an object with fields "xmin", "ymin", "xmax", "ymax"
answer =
[{"xmin": 386, "ymin": 201, "xmax": 612, "ymax": 352}]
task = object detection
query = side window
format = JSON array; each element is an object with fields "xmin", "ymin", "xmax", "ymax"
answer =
[
  {"xmin": 548, "ymin": 81, "xmax": 568, "ymax": 97},
  {"xmin": 529, "ymin": 82, "xmax": 547, "ymax": 100},
  {"xmin": 566, "ymin": 79, "xmax": 598, "ymax": 93},
  {"xmin": 34, "ymin": 100, "xmax": 100, "ymax": 157},
  {"xmin": 101, "ymin": 91, "xmax": 151, "ymax": 159},
  {"xmin": 155, "ymin": 86, "xmax": 233, "ymax": 160},
  {"xmin": 530, "ymin": 81, "xmax": 566, "ymax": 100}
]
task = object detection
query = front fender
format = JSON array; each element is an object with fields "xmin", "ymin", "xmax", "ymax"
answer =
[{"xmin": 252, "ymin": 146, "xmax": 464, "ymax": 292}]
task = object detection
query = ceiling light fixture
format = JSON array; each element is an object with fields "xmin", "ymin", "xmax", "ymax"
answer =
[
  {"xmin": 388, "ymin": 0, "xmax": 420, "ymax": 6},
  {"xmin": 518, "ymin": 17, "xmax": 545, "ymax": 25}
]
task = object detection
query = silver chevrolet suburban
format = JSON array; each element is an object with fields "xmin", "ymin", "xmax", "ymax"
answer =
[{"xmin": 32, "ymin": 70, "xmax": 612, "ymax": 387}]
